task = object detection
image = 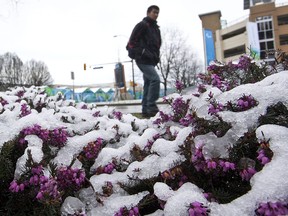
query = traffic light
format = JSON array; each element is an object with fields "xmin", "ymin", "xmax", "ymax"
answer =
[
  {"xmin": 84, "ymin": 63, "xmax": 86, "ymax": 70},
  {"xmin": 129, "ymin": 81, "xmax": 137, "ymax": 87}
]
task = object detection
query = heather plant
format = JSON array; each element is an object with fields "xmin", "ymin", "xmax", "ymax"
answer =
[
  {"xmin": 197, "ymin": 54, "xmax": 276, "ymax": 94},
  {"xmin": 101, "ymin": 181, "xmax": 113, "ymax": 197},
  {"xmin": 1, "ymin": 57, "xmax": 288, "ymax": 215},
  {"xmin": 255, "ymin": 201, "xmax": 288, "ymax": 216},
  {"xmin": 19, "ymin": 103, "xmax": 32, "ymax": 118},
  {"xmin": 78, "ymin": 137, "xmax": 107, "ymax": 177},
  {"xmin": 188, "ymin": 201, "xmax": 210, "ymax": 216},
  {"xmin": 19, "ymin": 124, "xmax": 68, "ymax": 148},
  {"xmin": 4, "ymin": 151, "xmax": 88, "ymax": 215},
  {"xmin": 208, "ymin": 99, "xmax": 224, "ymax": 116},
  {"xmin": 258, "ymin": 101, "xmax": 288, "ymax": 127},
  {"xmin": 15, "ymin": 90, "xmax": 25, "ymax": 98},
  {"xmin": 0, "ymin": 96, "xmax": 9, "ymax": 106},
  {"xmin": 112, "ymin": 110, "xmax": 123, "ymax": 120},
  {"xmin": 226, "ymin": 94, "xmax": 258, "ymax": 112},
  {"xmin": 81, "ymin": 138, "xmax": 103, "ymax": 160},
  {"xmin": 122, "ymin": 118, "xmax": 274, "ymax": 209},
  {"xmin": 95, "ymin": 161, "xmax": 116, "ymax": 174},
  {"xmin": 175, "ymin": 80, "xmax": 185, "ymax": 94},
  {"xmin": 160, "ymin": 95, "xmax": 191, "ymax": 122},
  {"xmin": 114, "ymin": 206, "xmax": 140, "ymax": 216}
]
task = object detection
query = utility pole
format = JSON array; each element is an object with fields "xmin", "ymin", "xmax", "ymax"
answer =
[{"xmin": 71, "ymin": 71, "xmax": 75, "ymax": 100}]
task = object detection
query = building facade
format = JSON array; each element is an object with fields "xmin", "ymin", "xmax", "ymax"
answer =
[{"xmin": 199, "ymin": 0, "xmax": 288, "ymax": 64}]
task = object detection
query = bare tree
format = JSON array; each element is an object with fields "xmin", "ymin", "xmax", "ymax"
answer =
[
  {"xmin": 23, "ymin": 59, "xmax": 53, "ymax": 86},
  {"xmin": 159, "ymin": 27, "xmax": 203, "ymax": 95},
  {"xmin": 171, "ymin": 49, "xmax": 202, "ymax": 87},
  {"xmin": 0, "ymin": 52, "xmax": 24, "ymax": 84}
]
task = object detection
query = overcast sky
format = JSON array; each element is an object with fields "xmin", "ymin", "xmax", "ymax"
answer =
[{"xmin": 0, "ymin": 0, "xmax": 256, "ymax": 85}]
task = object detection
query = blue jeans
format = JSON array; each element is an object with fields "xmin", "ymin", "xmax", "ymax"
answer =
[{"xmin": 137, "ymin": 63, "xmax": 160, "ymax": 114}]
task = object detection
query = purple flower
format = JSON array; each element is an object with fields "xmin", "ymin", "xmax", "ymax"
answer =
[
  {"xmin": 153, "ymin": 111, "xmax": 171, "ymax": 125},
  {"xmin": 257, "ymin": 150, "xmax": 271, "ymax": 165},
  {"xmin": 16, "ymin": 90, "xmax": 25, "ymax": 98},
  {"xmin": 236, "ymin": 94, "xmax": 258, "ymax": 111},
  {"xmin": 219, "ymin": 160, "xmax": 236, "ymax": 172},
  {"xmin": 113, "ymin": 110, "xmax": 123, "ymax": 120},
  {"xmin": 240, "ymin": 167, "xmax": 256, "ymax": 181},
  {"xmin": 237, "ymin": 55, "xmax": 252, "ymax": 71},
  {"xmin": 31, "ymin": 165, "xmax": 43, "ymax": 175},
  {"xmin": 175, "ymin": 80, "xmax": 185, "ymax": 93},
  {"xmin": 56, "ymin": 166, "xmax": 86, "ymax": 190},
  {"xmin": 114, "ymin": 206, "xmax": 139, "ymax": 216},
  {"xmin": 188, "ymin": 201, "xmax": 209, "ymax": 216},
  {"xmin": 179, "ymin": 114, "xmax": 194, "ymax": 126},
  {"xmin": 9, "ymin": 180, "xmax": 25, "ymax": 193},
  {"xmin": 256, "ymin": 201, "xmax": 288, "ymax": 216},
  {"xmin": 19, "ymin": 103, "xmax": 31, "ymax": 118},
  {"xmin": 81, "ymin": 104, "xmax": 88, "ymax": 109},
  {"xmin": 206, "ymin": 160, "xmax": 217, "ymax": 169},
  {"xmin": 93, "ymin": 111, "xmax": 101, "ymax": 117},
  {"xmin": 9, "ymin": 180, "xmax": 18, "ymax": 192},
  {"xmin": 103, "ymin": 162, "xmax": 115, "ymax": 174},
  {"xmin": 208, "ymin": 100, "xmax": 224, "ymax": 116},
  {"xmin": 83, "ymin": 138, "xmax": 103, "ymax": 160},
  {"xmin": 36, "ymin": 178, "xmax": 62, "ymax": 203},
  {"xmin": 0, "ymin": 97, "xmax": 8, "ymax": 106},
  {"xmin": 48, "ymin": 127, "xmax": 68, "ymax": 148}
]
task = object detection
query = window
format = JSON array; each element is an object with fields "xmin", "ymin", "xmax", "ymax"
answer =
[
  {"xmin": 266, "ymin": 30, "xmax": 273, "ymax": 39},
  {"xmin": 277, "ymin": 14, "xmax": 288, "ymax": 26},
  {"xmin": 280, "ymin": 34, "xmax": 288, "ymax": 45},
  {"xmin": 256, "ymin": 16, "xmax": 275, "ymax": 59},
  {"xmin": 224, "ymin": 45, "xmax": 246, "ymax": 58},
  {"xmin": 222, "ymin": 27, "xmax": 246, "ymax": 40},
  {"xmin": 257, "ymin": 21, "xmax": 273, "ymax": 40}
]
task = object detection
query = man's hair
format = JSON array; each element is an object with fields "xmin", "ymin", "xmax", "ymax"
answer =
[{"xmin": 147, "ymin": 5, "xmax": 159, "ymax": 13}]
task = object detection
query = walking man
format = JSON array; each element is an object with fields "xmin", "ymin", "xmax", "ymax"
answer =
[{"xmin": 126, "ymin": 5, "xmax": 161, "ymax": 118}]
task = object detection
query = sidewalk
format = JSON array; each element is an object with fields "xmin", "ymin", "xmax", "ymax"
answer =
[{"xmin": 94, "ymin": 98, "xmax": 165, "ymax": 106}]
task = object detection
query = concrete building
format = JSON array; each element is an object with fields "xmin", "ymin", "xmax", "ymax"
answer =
[{"xmin": 199, "ymin": 0, "xmax": 288, "ymax": 64}]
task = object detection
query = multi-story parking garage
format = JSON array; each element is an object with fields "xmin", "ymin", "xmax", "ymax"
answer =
[{"xmin": 199, "ymin": 0, "xmax": 288, "ymax": 65}]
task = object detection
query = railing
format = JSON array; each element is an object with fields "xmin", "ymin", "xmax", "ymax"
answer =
[
  {"xmin": 276, "ymin": 1, "xmax": 288, "ymax": 7},
  {"xmin": 221, "ymin": 15, "xmax": 249, "ymax": 29}
]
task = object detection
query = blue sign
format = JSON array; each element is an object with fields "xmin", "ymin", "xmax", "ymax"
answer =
[{"xmin": 204, "ymin": 29, "xmax": 215, "ymax": 66}]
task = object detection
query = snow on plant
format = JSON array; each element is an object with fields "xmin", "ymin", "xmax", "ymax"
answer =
[
  {"xmin": 197, "ymin": 54, "xmax": 279, "ymax": 94},
  {"xmin": 19, "ymin": 124, "xmax": 68, "ymax": 148},
  {"xmin": 1, "ymin": 56, "xmax": 288, "ymax": 215}
]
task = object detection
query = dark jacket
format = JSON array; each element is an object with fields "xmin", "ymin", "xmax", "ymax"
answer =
[{"xmin": 127, "ymin": 16, "xmax": 161, "ymax": 66}]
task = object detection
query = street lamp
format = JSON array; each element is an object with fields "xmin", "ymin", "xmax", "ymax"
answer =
[
  {"xmin": 113, "ymin": 34, "xmax": 128, "ymax": 62},
  {"xmin": 71, "ymin": 71, "xmax": 75, "ymax": 100}
]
